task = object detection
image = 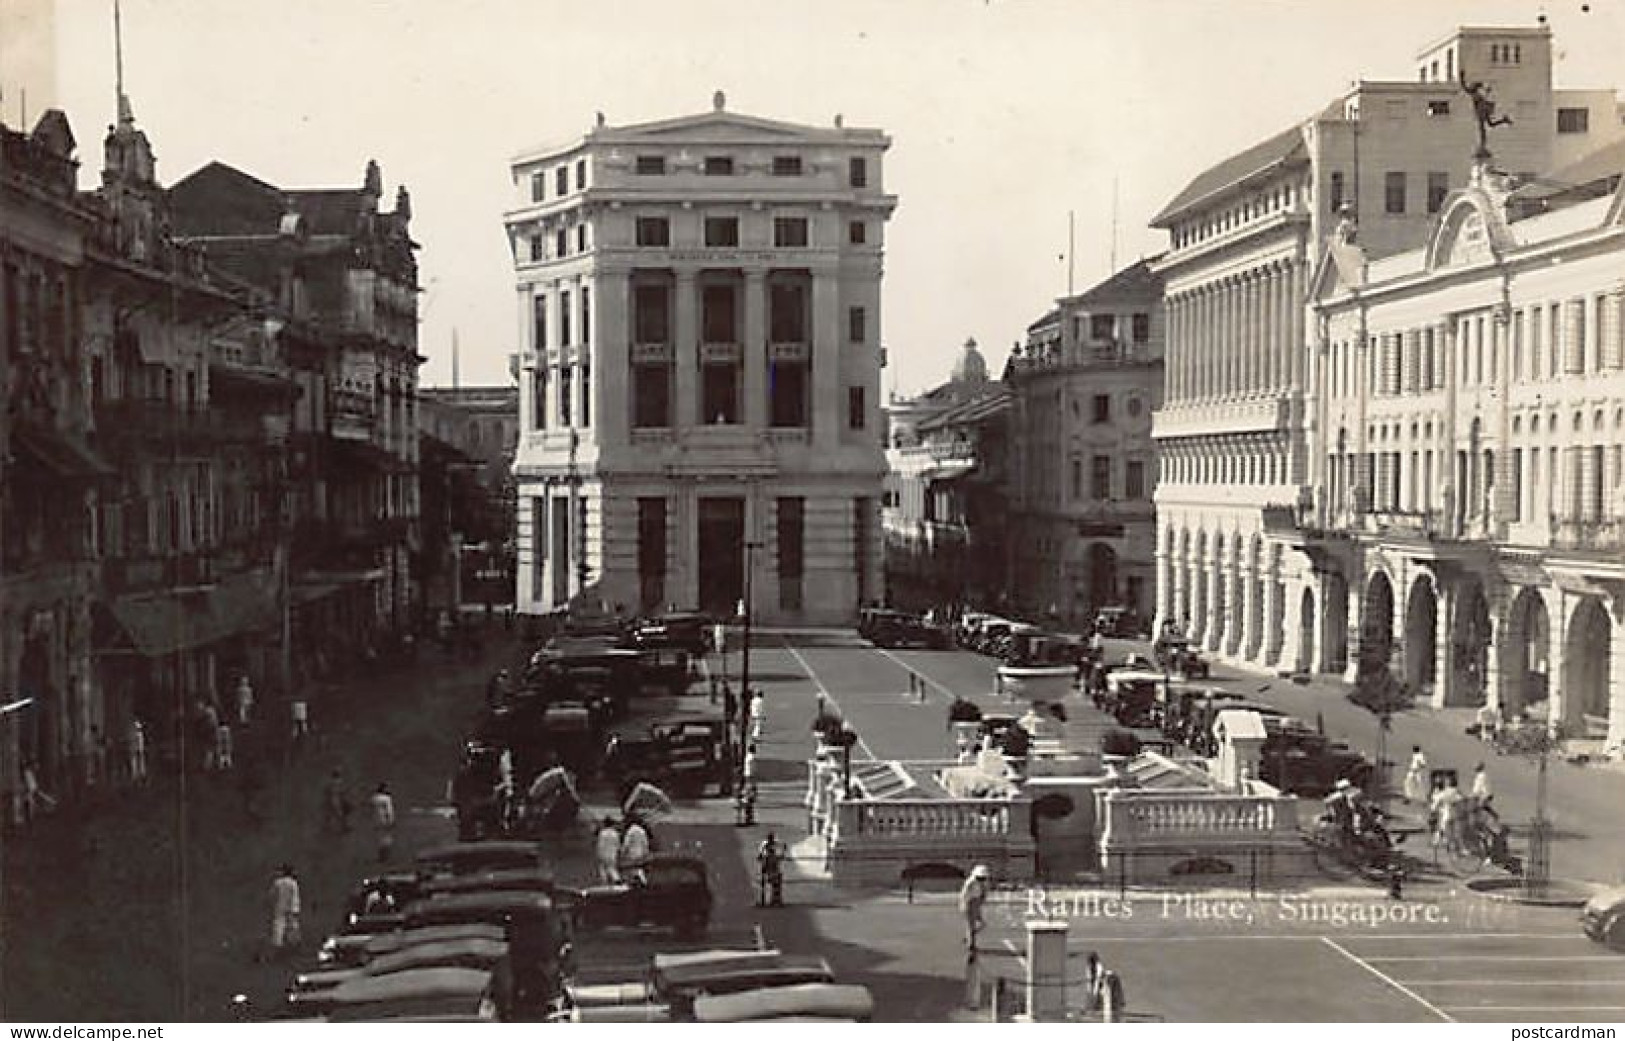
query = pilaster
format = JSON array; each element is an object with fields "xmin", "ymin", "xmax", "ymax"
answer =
[
  {"xmin": 812, "ymin": 270, "xmax": 839, "ymax": 452},
  {"xmin": 674, "ymin": 270, "xmax": 698, "ymax": 429},
  {"xmin": 1431, "ymin": 580, "xmax": 1456, "ymax": 709},
  {"xmin": 743, "ymin": 270, "xmax": 767, "ymax": 429}
]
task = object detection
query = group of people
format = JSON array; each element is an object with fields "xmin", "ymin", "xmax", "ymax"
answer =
[
  {"xmin": 593, "ymin": 815, "xmax": 653, "ymax": 884},
  {"xmin": 1403, "ymin": 747, "xmax": 1509, "ymax": 865}
]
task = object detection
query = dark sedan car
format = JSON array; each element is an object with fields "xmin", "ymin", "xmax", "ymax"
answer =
[
  {"xmin": 631, "ymin": 613, "xmax": 711, "ymax": 656},
  {"xmin": 861, "ymin": 610, "xmax": 950, "ymax": 649},
  {"xmin": 573, "ymin": 855, "xmax": 712, "ymax": 938}
]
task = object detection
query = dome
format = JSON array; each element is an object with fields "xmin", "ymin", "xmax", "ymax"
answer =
[{"xmin": 951, "ymin": 337, "xmax": 989, "ymax": 387}]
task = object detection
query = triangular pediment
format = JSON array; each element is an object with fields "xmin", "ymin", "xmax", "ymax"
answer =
[
  {"xmin": 1310, "ymin": 238, "xmax": 1365, "ymax": 302},
  {"xmin": 608, "ymin": 110, "xmax": 830, "ymax": 142}
]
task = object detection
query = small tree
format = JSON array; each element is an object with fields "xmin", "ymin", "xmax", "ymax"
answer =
[{"xmin": 1347, "ymin": 664, "xmax": 1411, "ymax": 805}]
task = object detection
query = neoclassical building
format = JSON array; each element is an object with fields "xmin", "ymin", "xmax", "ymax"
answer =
[
  {"xmin": 1007, "ymin": 260, "xmax": 1165, "ymax": 629},
  {"xmin": 1307, "ymin": 156, "xmax": 1625, "ymax": 749},
  {"xmin": 506, "ymin": 95, "xmax": 896, "ymax": 623},
  {"xmin": 1151, "ymin": 23, "xmax": 1623, "ymax": 675}
]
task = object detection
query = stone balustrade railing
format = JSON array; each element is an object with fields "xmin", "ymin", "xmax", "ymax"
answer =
[
  {"xmin": 1099, "ymin": 789, "xmax": 1299, "ymax": 848},
  {"xmin": 832, "ymin": 797, "xmax": 1031, "ymax": 841}
]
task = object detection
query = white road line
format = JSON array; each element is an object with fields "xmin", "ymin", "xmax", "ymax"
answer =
[
  {"xmin": 1370, "ymin": 955, "xmax": 1617, "ymax": 963},
  {"xmin": 779, "ymin": 638, "xmax": 876, "ymax": 760},
  {"xmin": 1012, "ymin": 931, "xmax": 1575, "ymax": 943},
  {"xmin": 1321, "ymin": 936, "xmax": 1455, "ymax": 1023},
  {"xmin": 1444, "ymin": 1006, "xmax": 1625, "ymax": 1013},
  {"xmin": 1415, "ymin": 980, "xmax": 1625, "ymax": 986}
]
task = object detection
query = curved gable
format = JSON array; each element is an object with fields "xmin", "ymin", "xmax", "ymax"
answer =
[{"xmin": 1426, "ymin": 189, "xmax": 1511, "ymax": 272}]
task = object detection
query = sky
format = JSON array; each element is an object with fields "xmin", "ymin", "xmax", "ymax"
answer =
[{"xmin": 4, "ymin": 0, "xmax": 1622, "ymax": 394}]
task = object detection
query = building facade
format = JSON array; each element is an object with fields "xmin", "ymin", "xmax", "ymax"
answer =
[
  {"xmin": 1, "ymin": 111, "xmax": 103, "ymax": 813},
  {"xmin": 1307, "ymin": 159, "xmax": 1625, "ymax": 749},
  {"xmin": 1007, "ymin": 260, "xmax": 1165, "ymax": 630},
  {"xmin": 170, "ymin": 157, "xmax": 422, "ymax": 658},
  {"xmin": 419, "ymin": 385, "xmax": 520, "ymax": 612},
  {"xmin": 506, "ymin": 96, "xmax": 896, "ymax": 623},
  {"xmin": 1150, "ymin": 24, "xmax": 1622, "ymax": 675}
]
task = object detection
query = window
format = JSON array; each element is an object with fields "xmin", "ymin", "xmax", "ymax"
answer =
[
  {"xmin": 1126, "ymin": 460, "xmax": 1146, "ymax": 499},
  {"xmin": 580, "ymin": 357, "xmax": 591, "ymax": 427},
  {"xmin": 531, "ymin": 366, "xmax": 548, "ymax": 429},
  {"xmin": 635, "ymin": 217, "xmax": 670, "ymax": 247},
  {"xmin": 633, "ymin": 283, "xmax": 669, "ymax": 343},
  {"xmin": 848, "ymin": 221, "xmax": 866, "ymax": 245},
  {"xmin": 770, "ymin": 356, "xmax": 807, "ymax": 427},
  {"xmin": 1089, "ymin": 314, "xmax": 1115, "ymax": 341},
  {"xmin": 529, "ymin": 233, "xmax": 546, "ymax": 262},
  {"xmin": 575, "ymin": 159, "xmax": 586, "ymax": 191},
  {"xmin": 556, "ymin": 228, "xmax": 568, "ymax": 257},
  {"xmin": 769, "ymin": 283, "xmax": 807, "ymax": 343},
  {"xmin": 848, "ymin": 157, "xmax": 867, "ymax": 188},
  {"xmin": 1329, "ymin": 171, "xmax": 1345, "ymax": 214},
  {"xmin": 532, "ymin": 499, "xmax": 548, "ymax": 592},
  {"xmin": 1131, "ymin": 313, "xmax": 1150, "ymax": 343},
  {"xmin": 1557, "ymin": 108, "xmax": 1590, "ymax": 133},
  {"xmin": 848, "ymin": 386, "xmax": 866, "ymax": 430},
  {"xmin": 637, "ymin": 498, "xmax": 667, "ymax": 611},
  {"xmin": 848, "ymin": 306, "xmax": 866, "ymax": 344},
  {"xmin": 632, "ymin": 360, "xmax": 671, "ymax": 428},
  {"xmin": 1426, "ymin": 100, "xmax": 1451, "ymax": 117},
  {"xmin": 774, "ymin": 217, "xmax": 808, "ymax": 247},
  {"xmin": 530, "ymin": 173, "xmax": 545, "ymax": 202},
  {"xmin": 704, "ymin": 216, "xmax": 739, "ymax": 247},
  {"xmin": 703, "ymin": 156, "xmax": 734, "ymax": 176},
  {"xmin": 1385, "ymin": 172, "xmax": 1407, "ymax": 214},
  {"xmin": 558, "ymin": 364, "xmax": 573, "ymax": 426},
  {"xmin": 555, "ymin": 166, "xmax": 568, "ymax": 196},
  {"xmin": 581, "ymin": 286, "xmax": 590, "ymax": 344},
  {"xmin": 702, "ymin": 361, "xmax": 739, "ymax": 424},
  {"xmin": 1070, "ymin": 458, "xmax": 1082, "ymax": 500},
  {"xmin": 1092, "ymin": 394, "xmax": 1111, "ymax": 424},
  {"xmin": 772, "ymin": 155, "xmax": 803, "ymax": 176},
  {"xmin": 533, "ymin": 295, "xmax": 548, "ymax": 348},
  {"xmin": 1091, "ymin": 456, "xmax": 1111, "ymax": 500},
  {"xmin": 778, "ymin": 498, "xmax": 804, "ymax": 611},
  {"xmin": 560, "ymin": 290, "xmax": 572, "ymax": 346},
  {"xmin": 576, "ymin": 225, "xmax": 587, "ymax": 253},
  {"xmin": 635, "ymin": 154, "xmax": 666, "ymax": 175},
  {"xmin": 702, "ymin": 284, "xmax": 737, "ymax": 343},
  {"xmin": 1427, "ymin": 172, "xmax": 1449, "ymax": 214}
]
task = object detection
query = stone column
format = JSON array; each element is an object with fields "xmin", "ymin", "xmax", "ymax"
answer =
[
  {"xmin": 673, "ymin": 269, "xmax": 698, "ymax": 430},
  {"xmin": 1241, "ymin": 565, "xmax": 1260, "ymax": 662},
  {"xmin": 1289, "ymin": 259, "xmax": 1305, "ymax": 391},
  {"xmin": 1200, "ymin": 288, "xmax": 1213, "ymax": 400},
  {"xmin": 1607, "ymin": 604, "xmax": 1625, "ymax": 755},
  {"xmin": 1172, "ymin": 554, "xmax": 1188, "ymax": 634},
  {"xmin": 1225, "ymin": 561, "xmax": 1244, "ymax": 657},
  {"xmin": 1228, "ymin": 278, "xmax": 1241, "ymax": 398},
  {"xmin": 1264, "ymin": 578, "xmax": 1285, "ymax": 669},
  {"xmin": 743, "ymin": 270, "xmax": 767, "ymax": 429},
  {"xmin": 1342, "ymin": 575, "xmax": 1363, "ymax": 683},
  {"xmin": 1581, "ymin": 446, "xmax": 1599, "ymax": 522},
  {"xmin": 1543, "ymin": 588, "xmax": 1568, "ymax": 724},
  {"xmin": 1431, "ymin": 580, "xmax": 1456, "ymax": 709},
  {"xmin": 812, "ymin": 270, "xmax": 840, "ymax": 451}
]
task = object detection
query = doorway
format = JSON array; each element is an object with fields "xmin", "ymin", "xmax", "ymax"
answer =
[{"xmin": 698, "ymin": 497, "xmax": 745, "ymax": 616}]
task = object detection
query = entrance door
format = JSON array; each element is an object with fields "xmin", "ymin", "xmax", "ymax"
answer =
[{"xmin": 697, "ymin": 497, "xmax": 745, "ymax": 616}]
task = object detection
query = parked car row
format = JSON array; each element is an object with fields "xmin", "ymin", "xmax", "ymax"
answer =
[
  {"xmin": 569, "ymin": 947, "xmax": 874, "ymax": 1023},
  {"xmin": 857, "ymin": 608, "xmax": 952, "ymax": 649}
]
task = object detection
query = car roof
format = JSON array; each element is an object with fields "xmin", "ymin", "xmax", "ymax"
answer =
[
  {"xmin": 421, "ymin": 867, "xmax": 558, "ymax": 894},
  {"xmin": 404, "ymin": 890, "xmax": 556, "ymax": 919},
  {"xmin": 417, "ymin": 841, "xmax": 542, "ymax": 864},
  {"xmin": 327, "ymin": 967, "xmax": 493, "ymax": 1005},
  {"xmin": 366, "ymin": 937, "xmax": 509, "ymax": 975},
  {"xmin": 362, "ymin": 924, "xmax": 507, "ymax": 953}
]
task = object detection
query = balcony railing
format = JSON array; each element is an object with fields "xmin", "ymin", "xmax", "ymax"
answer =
[{"xmin": 1551, "ymin": 517, "xmax": 1625, "ymax": 553}]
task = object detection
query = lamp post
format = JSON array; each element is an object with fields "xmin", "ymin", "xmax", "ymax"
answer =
[{"xmin": 739, "ymin": 538, "xmax": 764, "ymax": 760}]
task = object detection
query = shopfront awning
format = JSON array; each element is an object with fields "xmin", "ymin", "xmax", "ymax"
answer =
[
  {"xmin": 12, "ymin": 423, "xmax": 115, "ymax": 480},
  {"xmin": 99, "ymin": 570, "xmax": 279, "ymax": 657}
]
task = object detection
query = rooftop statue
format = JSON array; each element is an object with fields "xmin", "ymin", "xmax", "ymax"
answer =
[{"xmin": 1459, "ymin": 71, "xmax": 1513, "ymax": 158}]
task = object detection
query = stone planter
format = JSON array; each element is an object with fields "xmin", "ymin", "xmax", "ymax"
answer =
[{"xmin": 996, "ymin": 665, "xmax": 1074, "ymax": 703}]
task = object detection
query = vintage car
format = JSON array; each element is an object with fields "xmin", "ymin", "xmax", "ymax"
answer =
[
  {"xmin": 1153, "ymin": 633, "xmax": 1210, "ymax": 678},
  {"xmin": 290, "ymin": 937, "xmax": 510, "ymax": 999},
  {"xmin": 398, "ymin": 890, "xmax": 581, "ymax": 933},
  {"xmin": 691, "ymin": 983, "xmax": 874, "ymax": 1023},
  {"xmin": 573, "ymin": 855, "xmax": 712, "ymax": 938},
  {"xmin": 954, "ymin": 612, "xmax": 997, "ymax": 647},
  {"xmin": 1002, "ymin": 630, "xmax": 1085, "ymax": 667},
  {"xmin": 416, "ymin": 842, "xmax": 547, "ymax": 878},
  {"xmin": 348, "ymin": 867, "xmax": 565, "ymax": 928},
  {"xmin": 286, "ymin": 967, "xmax": 497, "ymax": 1021},
  {"xmin": 1581, "ymin": 887, "xmax": 1625, "ymax": 948},
  {"xmin": 633, "ymin": 647, "xmax": 694, "ymax": 697},
  {"xmin": 630, "ymin": 612, "xmax": 711, "ymax": 656},
  {"xmin": 1258, "ymin": 720, "xmax": 1374, "ymax": 797},
  {"xmin": 1093, "ymin": 605, "xmax": 1138, "ymax": 638},
  {"xmin": 524, "ymin": 640, "xmax": 644, "ymax": 720},
  {"xmin": 569, "ymin": 949, "xmax": 834, "ymax": 1020},
  {"xmin": 1187, "ymin": 699, "xmax": 1288, "ymax": 757},
  {"xmin": 859, "ymin": 609, "xmax": 950, "ymax": 649},
  {"xmin": 1104, "ymin": 669, "xmax": 1166, "ymax": 728},
  {"xmin": 319, "ymin": 924, "xmax": 507, "ymax": 969},
  {"xmin": 601, "ymin": 714, "xmax": 729, "ymax": 796}
]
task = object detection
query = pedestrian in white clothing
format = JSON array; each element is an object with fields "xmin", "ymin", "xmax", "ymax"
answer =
[
  {"xmin": 1470, "ymin": 762, "xmax": 1492, "ymax": 801},
  {"xmin": 234, "ymin": 675, "xmax": 255, "ymax": 727},
  {"xmin": 1402, "ymin": 746, "xmax": 1428, "ymax": 804},
  {"xmin": 215, "ymin": 723, "xmax": 234, "ymax": 771},
  {"xmin": 267, "ymin": 864, "xmax": 302, "ymax": 960},
  {"xmin": 619, "ymin": 819, "xmax": 651, "ymax": 884},
  {"xmin": 370, "ymin": 783, "xmax": 396, "ymax": 863},
  {"xmin": 595, "ymin": 818, "xmax": 622, "ymax": 884},
  {"xmin": 128, "ymin": 719, "xmax": 148, "ymax": 785}
]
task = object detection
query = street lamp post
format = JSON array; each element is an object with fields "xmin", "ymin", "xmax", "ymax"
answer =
[{"xmin": 739, "ymin": 539, "xmax": 764, "ymax": 759}]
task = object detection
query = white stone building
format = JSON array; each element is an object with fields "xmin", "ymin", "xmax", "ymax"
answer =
[
  {"xmin": 505, "ymin": 96, "xmax": 896, "ymax": 623},
  {"xmin": 1307, "ymin": 155, "xmax": 1625, "ymax": 749},
  {"xmin": 1150, "ymin": 24, "xmax": 1623, "ymax": 675}
]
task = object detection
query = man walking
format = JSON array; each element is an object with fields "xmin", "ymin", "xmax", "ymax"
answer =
[
  {"xmin": 234, "ymin": 674, "xmax": 255, "ymax": 727},
  {"xmin": 127, "ymin": 718, "xmax": 148, "ymax": 786},
  {"xmin": 619, "ymin": 816, "xmax": 651, "ymax": 885},
  {"xmin": 595, "ymin": 817, "xmax": 622, "ymax": 884},
  {"xmin": 370, "ymin": 782, "xmax": 396, "ymax": 863},
  {"xmin": 958, "ymin": 864, "xmax": 990, "ymax": 949},
  {"xmin": 756, "ymin": 831, "xmax": 785, "ymax": 907},
  {"xmin": 267, "ymin": 864, "xmax": 302, "ymax": 960}
]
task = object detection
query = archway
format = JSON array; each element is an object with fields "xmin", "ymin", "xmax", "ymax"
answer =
[
  {"xmin": 1208, "ymin": 540, "xmax": 1227, "ymax": 653},
  {"xmin": 1563, "ymin": 598, "xmax": 1612, "ymax": 736},
  {"xmin": 1359, "ymin": 570, "xmax": 1396, "ymax": 681},
  {"xmin": 1324, "ymin": 571, "xmax": 1349, "ymax": 673},
  {"xmin": 1298, "ymin": 587, "xmax": 1316, "ymax": 674},
  {"xmin": 1404, "ymin": 575, "xmax": 1438, "ymax": 694},
  {"xmin": 1501, "ymin": 587, "xmax": 1549, "ymax": 718},
  {"xmin": 1085, "ymin": 543, "xmax": 1118, "ymax": 616}
]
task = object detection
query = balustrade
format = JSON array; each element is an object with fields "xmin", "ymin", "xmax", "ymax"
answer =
[{"xmin": 1100, "ymin": 789, "xmax": 1298, "ymax": 847}]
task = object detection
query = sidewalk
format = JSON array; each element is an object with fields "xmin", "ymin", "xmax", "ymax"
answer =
[
  {"xmin": 0, "ymin": 627, "xmax": 525, "ymax": 1022},
  {"xmin": 1153, "ymin": 644, "xmax": 1625, "ymax": 887}
]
